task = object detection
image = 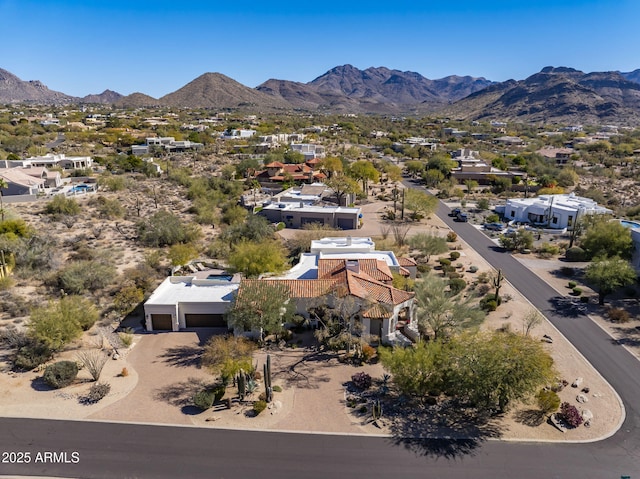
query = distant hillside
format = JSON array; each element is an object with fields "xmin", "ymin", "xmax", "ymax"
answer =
[
  {"xmin": 441, "ymin": 66, "xmax": 640, "ymax": 124},
  {"xmin": 160, "ymin": 73, "xmax": 290, "ymax": 110},
  {"xmin": 82, "ymin": 89, "xmax": 123, "ymax": 104},
  {"xmin": 114, "ymin": 92, "xmax": 160, "ymax": 108},
  {"xmin": 257, "ymin": 65, "xmax": 493, "ymax": 112},
  {"xmin": 0, "ymin": 68, "xmax": 76, "ymax": 104},
  {"xmin": 621, "ymin": 69, "xmax": 640, "ymax": 85}
]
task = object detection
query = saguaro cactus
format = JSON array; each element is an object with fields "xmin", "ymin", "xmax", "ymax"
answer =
[
  {"xmin": 372, "ymin": 399, "xmax": 382, "ymax": 421},
  {"xmin": 263, "ymin": 354, "xmax": 273, "ymax": 403},
  {"xmin": 237, "ymin": 370, "xmax": 246, "ymax": 401}
]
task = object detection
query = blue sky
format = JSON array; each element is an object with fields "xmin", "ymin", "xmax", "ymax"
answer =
[{"xmin": 1, "ymin": 0, "xmax": 637, "ymax": 98}]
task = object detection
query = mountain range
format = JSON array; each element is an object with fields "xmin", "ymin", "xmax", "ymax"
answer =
[{"xmin": 2, "ymin": 65, "xmax": 640, "ymax": 124}]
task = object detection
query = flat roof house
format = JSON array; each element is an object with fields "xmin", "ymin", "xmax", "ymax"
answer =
[
  {"xmin": 258, "ymin": 203, "xmax": 362, "ymax": 230},
  {"xmin": 503, "ymin": 193, "xmax": 612, "ymax": 229}
]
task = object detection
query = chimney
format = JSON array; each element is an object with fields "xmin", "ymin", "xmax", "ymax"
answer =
[{"xmin": 346, "ymin": 259, "xmax": 359, "ymax": 274}]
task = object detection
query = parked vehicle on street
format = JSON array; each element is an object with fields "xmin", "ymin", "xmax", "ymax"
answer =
[{"xmin": 484, "ymin": 222, "xmax": 505, "ymax": 231}]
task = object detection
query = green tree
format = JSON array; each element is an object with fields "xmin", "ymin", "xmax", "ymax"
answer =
[
  {"xmin": 448, "ymin": 331, "xmax": 556, "ymax": 412},
  {"xmin": 168, "ymin": 243, "xmax": 199, "ymax": 267},
  {"xmin": 137, "ymin": 210, "xmax": 200, "ymax": 247},
  {"xmin": 201, "ymin": 336, "xmax": 256, "ymax": 382},
  {"xmin": 422, "ymin": 168, "xmax": 444, "ymax": 188},
  {"xmin": 226, "ymin": 280, "xmax": 295, "ymax": 340},
  {"xmin": 348, "ymin": 160, "xmax": 380, "ymax": 195},
  {"xmin": 499, "ymin": 229, "xmax": 534, "ymax": 251},
  {"xmin": 324, "ymin": 175, "xmax": 361, "ymax": 205},
  {"xmin": 404, "ymin": 189, "xmax": 438, "ymax": 221},
  {"xmin": 464, "ymin": 179, "xmax": 478, "ymax": 196},
  {"xmin": 404, "ymin": 160, "xmax": 425, "ymax": 177},
  {"xmin": 581, "ymin": 220, "xmax": 633, "ymax": 260},
  {"xmin": 379, "ymin": 340, "xmax": 449, "ymax": 397},
  {"xmin": 408, "ymin": 232, "xmax": 448, "ymax": 263},
  {"xmin": 57, "ymin": 260, "xmax": 117, "ymax": 294},
  {"xmin": 414, "ymin": 273, "xmax": 484, "ymax": 340},
  {"xmin": 318, "ymin": 156, "xmax": 344, "ymax": 178},
  {"xmin": 283, "ymin": 150, "xmax": 305, "ymax": 164},
  {"xmin": 113, "ymin": 282, "xmax": 144, "ymax": 315},
  {"xmin": 585, "ymin": 256, "xmax": 637, "ymax": 305},
  {"xmin": 28, "ymin": 296, "xmax": 99, "ymax": 351},
  {"xmin": 228, "ymin": 240, "xmax": 288, "ymax": 278}
]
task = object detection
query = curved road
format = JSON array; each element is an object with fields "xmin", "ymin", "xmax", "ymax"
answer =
[{"xmin": 1, "ymin": 187, "xmax": 640, "ymax": 478}]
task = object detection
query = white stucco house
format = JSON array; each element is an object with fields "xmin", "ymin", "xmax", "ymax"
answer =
[
  {"xmin": 143, "ymin": 238, "xmax": 418, "ymax": 345},
  {"xmin": 502, "ymin": 193, "xmax": 612, "ymax": 229}
]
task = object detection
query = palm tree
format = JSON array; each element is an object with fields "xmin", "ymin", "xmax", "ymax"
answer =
[{"xmin": 0, "ymin": 177, "xmax": 7, "ymax": 222}]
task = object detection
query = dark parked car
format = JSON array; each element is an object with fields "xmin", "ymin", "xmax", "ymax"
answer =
[
  {"xmin": 484, "ymin": 222, "xmax": 505, "ymax": 231},
  {"xmin": 449, "ymin": 207, "xmax": 461, "ymax": 217},
  {"xmin": 455, "ymin": 212, "xmax": 468, "ymax": 222}
]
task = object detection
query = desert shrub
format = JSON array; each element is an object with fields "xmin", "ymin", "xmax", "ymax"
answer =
[
  {"xmin": 580, "ymin": 295, "xmax": 590, "ymax": 303},
  {"xmin": 572, "ymin": 287, "xmax": 582, "ymax": 296},
  {"xmin": 45, "ymin": 196, "xmax": 81, "ymax": 216},
  {"xmin": 85, "ymin": 382, "xmax": 111, "ymax": 404},
  {"xmin": 213, "ymin": 384, "xmax": 226, "ymax": 402},
  {"xmin": 536, "ymin": 242, "xmax": 560, "ymax": 258},
  {"xmin": 567, "ymin": 281, "xmax": 577, "ymax": 288},
  {"xmin": 477, "ymin": 283, "xmax": 492, "ymax": 295},
  {"xmin": 477, "ymin": 198, "xmax": 490, "ymax": 210},
  {"xmin": 449, "ymin": 251, "xmax": 461, "ymax": 261},
  {"xmin": 417, "ymin": 264, "xmax": 431, "ymax": 274},
  {"xmin": 118, "ymin": 331, "xmax": 134, "ymax": 347},
  {"xmin": 13, "ymin": 341, "xmax": 52, "ymax": 370},
  {"xmin": 448, "ymin": 278, "xmax": 467, "ymax": 295},
  {"xmin": 361, "ymin": 344, "xmax": 376, "ymax": 363},
  {"xmin": 56, "ymin": 260, "xmax": 117, "ymax": 294},
  {"xmin": 559, "ymin": 402, "xmax": 583, "ymax": 428},
  {"xmin": 438, "ymin": 258, "xmax": 451, "ymax": 267},
  {"xmin": 137, "ymin": 210, "xmax": 201, "ymax": 247},
  {"xmin": 565, "ymin": 246, "xmax": 587, "ymax": 262},
  {"xmin": 607, "ymin": 307, "xmax": 630, "ymax": 323},
  {"xmin": 477, "ymin": 271, "xmax": 490, "ymax": 283},
  {"xmin": 480, "ymin": 294, "xmax": 499, "ymax": 312},
  {"xmin": 447, "ymin": 271, "xmax": 461, "ymax": 279},
  {"xmin": 76, "ymin": 350, "xmax": 108, "ymax": 381},
  {"xmin": 468, "ymin": 265, "xmax": 478, "ymax": 273},
  {"xmin": 0, "ymin": 219, "xmax": 31, "ymax": 237},
  {"xmin": 536, "ymin": 389, "xmax": 561, "ymax": 414},
  {"xmin": 29, "ymin": 296, "xmax": 100, "ymax": 351},
  {"xmin": 253, "ymin": 399, "xmax": 267, "ymax": 415},
  {"xmin": 351, "ymin": 371, "xmax": 372, "ymax": 390},
  {"xmin": 442, "ymin": 265, "xmax": 455, "ymax": 274},
  {"xmin": 193, "ymin": 390, "xmax": 216, "ymax": 410},
  {"xmin": 91, "ymin": 196, "xmax": 126, "ymax": 219},
  {"xmin": 446, "ymin": 231, "xmax": 457, "ymax": 242},
  {"xmin": 43, "ymin": 361, "xmax": 79, "ymax": 389},
  {"xmin": 272, "ymin": 385, "xmax": 282, "ymax": 392},
  {"xmin": 0, "ymin": 276, "xmax": 14, "ymax": 290},
  {"xmin": 485, "ymin": 213, "xmax": 500, "ymax": 223}
]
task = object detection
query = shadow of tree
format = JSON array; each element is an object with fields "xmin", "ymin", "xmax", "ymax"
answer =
[
  {"xmin": 387, "ymin": 399, "xmax": 504, "ymax": 459},
  {"xmin": 153, "ymin": 377, "xmax": 211, "ymax": 407},
  {"xmin": 611, "ymin": 336, "xmax": 640, "ymax": 348},
  {"xmin": 548, "ymin": 296, "xmax": 587, "ymax": 318},
  {"xmin": 275, "ymin": 350, "xmax": 337, "ymax": 390},
  {"xmin": 30, "ymin": 376, "xmax": 53, "ymax": 391},
  {"xmin": 513, "ymin": 409, "xmax": 546, "ymax": 427},
  {"xmin": 158, "ymin": 345, "xmax": 203, "ymax": 369}
]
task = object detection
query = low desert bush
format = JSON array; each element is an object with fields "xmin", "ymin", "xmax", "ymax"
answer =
[
  {"xmin": 253, "ymin": 400, "xmax": 267, "ymax": 415},
  {"xmin": 559, "ymin": 402, "xmax": 583, "ymax": 428},
  {"xmin": 607, "ymin": 307, "xmax": 631, "ymax": 323},
  {"xmin": 193, "ymin": 390, "xmax": 216, "ymax": 410},
  {"xmin": 448, "ymin": 278, "xmax": 467, "ymax": 295},
  {"xmin": 536, "ymin": 389, "xmax": 561, "ymax": 414},
  {"xmin": 565, "ymin": 246, "xmax": 587, "ymax": 262},
  {"xmin": 272, "ymin": 385, "xmax": 282, "ymax": 392},
  {"xmin": 567, "ymin": 281, "xmax": 577, "ymax": 289},
  {"xmin": 85, "ymin": 382, "xmax": 111, "ymax": 404},
  {"xmin": 351, "ymin": 372, "xmax": 372, "ymax": 390},
  {"xmin": 449, "ymin": 251, "xmax": 460, "ymax": 261},
  {"xmin": 361, "ymin": 344, "xmax": 376, "ymax": 363},
  {"xmin": 446, "ymin": 231, "xmax": 457, "ymax": 242},
  {"xmin": 43, "ymin": 361, "xmax": 79, "ymax": 389},
  {"xmin": 13, "ymin": 341, "xmax": 53, "ymax": 371},
  {"xmin": 572, "ymin": 287, "xmax": 582, "ymax": 296}
]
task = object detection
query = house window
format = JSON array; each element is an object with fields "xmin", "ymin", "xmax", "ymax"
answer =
[
  {"xmin": 568, "ymin": 215, "xmax": 573, "ymax": 226},
  {"xmin": 552, "ymin": 217, "xmax": 558, "ymax": 224},
  {"xmin": 510, "ymin": 211, "xmax": 515, "ymax": 217}
]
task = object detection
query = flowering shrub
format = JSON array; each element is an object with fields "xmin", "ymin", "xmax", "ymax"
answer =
[
  {"xmin": 559, "ymin": 402, "xmax": 583, "ymax": 428},
  {"xmin": 351, "ymin": 372, "xmax": 372, "ymax": 390}
]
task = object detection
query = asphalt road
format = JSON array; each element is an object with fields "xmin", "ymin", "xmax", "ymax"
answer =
[{"xmin": 1, "ymin": 185, "xmax": 640, "ymax": 478}]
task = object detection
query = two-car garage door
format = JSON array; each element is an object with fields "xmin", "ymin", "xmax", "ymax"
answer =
[{"xmin": 184, "ymin": 314, "xmax": 227, "ymax": 328}]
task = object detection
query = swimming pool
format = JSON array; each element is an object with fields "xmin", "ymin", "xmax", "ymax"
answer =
[
  {"xmin": 620, "ymin": 220, "xmax": 640, "ymax": 230},
  {"xmin": 206, "ymin": 274, "xmax": 233, "ymax": 282},
  {"xmin": 70, "ymin": 184, "xmax": 91, "ymax": 193}
]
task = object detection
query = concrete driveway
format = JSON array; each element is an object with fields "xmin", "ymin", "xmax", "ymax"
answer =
[{"xmin": 88, "ymin": 330, "xmax": 218, "ymax": 425}]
